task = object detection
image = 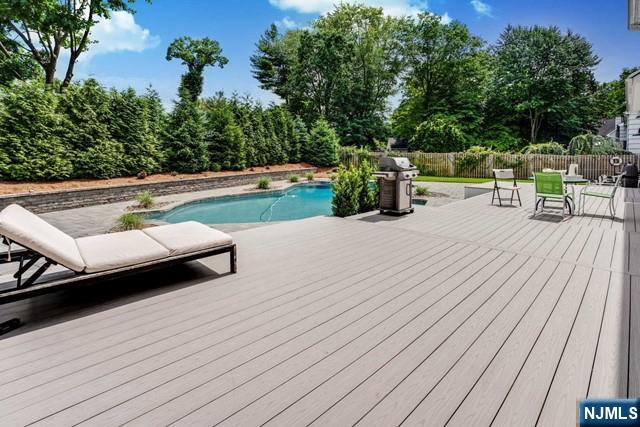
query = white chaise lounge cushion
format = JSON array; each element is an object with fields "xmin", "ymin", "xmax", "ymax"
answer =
[
  {"xmin": 76, "ymin": 230, "xmax": 170, "ymax": 273},
  {"xmin": 0, "ymin": 204, "xmax": 86, "ymax": 272},
  {"xmin": 143, "ymin": 221, "xmax": 232, "ymax": 256}
]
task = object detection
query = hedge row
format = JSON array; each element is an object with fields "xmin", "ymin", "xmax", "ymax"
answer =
[{"xmin": 0, "ymin": 80, "xmax": 340, "ymax": 181}]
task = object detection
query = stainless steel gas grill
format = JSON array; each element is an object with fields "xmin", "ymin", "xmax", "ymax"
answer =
[{"xmin": 372, "ymin": 157, "xmax": 419, "ymax": 215}]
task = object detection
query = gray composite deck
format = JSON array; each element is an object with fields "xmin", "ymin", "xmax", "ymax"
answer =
[{"xmin": 0, "ymin": 184, "xmax": 638, "ymax": 426}]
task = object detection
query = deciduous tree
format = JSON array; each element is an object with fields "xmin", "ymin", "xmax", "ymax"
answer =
[
  {"xmin": 0, "ymin": 0, "xmax": 149, "ymax": 88},
  {"xmin": 489, "ymin": 25, "xmax": 599, "ymax": 143},
  {"xmin": 166, "ymin": 36, "xmax": 228, "ymax": 101},
  {"xmin": 392, "ymin": 13, "xmax": 489, "ymax": 143}
]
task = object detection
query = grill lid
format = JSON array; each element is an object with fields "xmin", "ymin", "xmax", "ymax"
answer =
[{"xmin": 379, "ymin": 157, "xmax": 415, "ymax": 171}]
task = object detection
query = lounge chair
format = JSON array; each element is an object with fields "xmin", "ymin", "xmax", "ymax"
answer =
[{"xmin": 0, "ymin": 204, "xmax": 236, "ymax": 306}]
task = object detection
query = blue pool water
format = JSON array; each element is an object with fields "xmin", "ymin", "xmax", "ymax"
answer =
[{"xmin": 149, "ymin": 182, "xmax": 334, "ymax": 224}]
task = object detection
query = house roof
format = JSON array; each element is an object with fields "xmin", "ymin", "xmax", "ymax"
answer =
[{"xmin": 597, "ymin": 118, "xmax": 617, "ymax": 137}]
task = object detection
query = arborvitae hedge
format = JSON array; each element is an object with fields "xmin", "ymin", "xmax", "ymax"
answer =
[
  {"xmin": 0, "ymin": 80, "xmax": 73, "ymax": 180},
  {"xmin": 0, "ymin": 80, "xmax": 330, "ymax": 181},
  {"xmin": 203, "ymin": 96, "xmax": 246, "ymax": 171},
  {"xmin": 163, "ymin": 86, "xmax": 209, "ymax": 173}
]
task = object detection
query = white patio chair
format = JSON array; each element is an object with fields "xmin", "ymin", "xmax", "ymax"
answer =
[{"xmin": 491, "ymin": 169, "xmax": 521, "ymax": 206}]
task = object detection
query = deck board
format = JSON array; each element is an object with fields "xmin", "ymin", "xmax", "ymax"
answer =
[
  {"xmin": 537, "ymin": 268, "xmax": 611, "ymax": 425},
  {"xmin": 488, "ymin": 266, "xmax": 594, "ymax": 426},
  {"xmin": 0, "ymin": 184, "xmax": 635, "ymax": 426},
  {"xmin": 588, "ymin": 273, "xmax": 630, "ymax": 398}
]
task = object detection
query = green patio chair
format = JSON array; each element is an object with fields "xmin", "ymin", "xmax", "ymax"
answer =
[
  {"xmin": 533, "ymin": 172, "xmax": 572, "ymax": 218},
  {"xmin": 579, "ymin": 173, "xmax": 624, "ymax": 219}
]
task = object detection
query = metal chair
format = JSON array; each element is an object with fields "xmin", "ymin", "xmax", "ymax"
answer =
[
  {"xmin": 533, "ymin": 172, "xmax": 572, "ymax": 218},
  {"xmin": 491, "ymin": 169, "xmax": 521, "ymax": 206},
  {"xmin": 579, "ymin": 173, "xmax": 624, "ymax": 219}
]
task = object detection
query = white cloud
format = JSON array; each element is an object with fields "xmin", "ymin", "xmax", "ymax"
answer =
[
  {"xmin": 268, "ymin": 0, "xmax": 428, "ymax": 17},
  {"xmin": 80, "ymin": 11, "xmax": 160, "ymax": 61},
  {"xmin": 440, "ymin": 12, "xmax": 452, "ymax": 24},
  {"xmin": 470, "ymin": 0, "xmax": 493, "ymax": 17},
  {"xmin": 276, "ymin": 16, "xmax": 301, "ymax": 29}
]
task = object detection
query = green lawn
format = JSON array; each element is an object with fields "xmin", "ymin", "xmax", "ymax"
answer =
[{"xmin": 414, "ymin": 176, "xmax": 533, "ymax": 184}]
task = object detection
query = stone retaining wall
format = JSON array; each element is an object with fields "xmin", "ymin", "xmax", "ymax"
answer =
[{"xmin": 0, "ymin": 168, "xmax": 316, "ymax": 213}]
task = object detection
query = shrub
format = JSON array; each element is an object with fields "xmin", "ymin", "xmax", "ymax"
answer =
[
  {"xmin": 408, "ymin": 114, "xmax": 466, "ymax": 153},
  {"xmin": 456, "ymin": 146, "xmax": 493, "ymax": 174},
  {"xmin": 331, "ymin": 165, "xmax": 361, "ymax": 217},
  {"xmin": 289, "ymin": 175, "xmax": 299, "ymax": 183},
  {"xmin": 480, "ymin": 126, "xmax": 523, "ymax": 151},
  {"xmin": 415, "ymin": 186, "xmax": 428, "ymax": 196},
  {"xmin": 305, "ymin": 172, "xmax": 315, "ymax": 181},
  {"xmin": 306, "ymin": 119, "xmax": 339, "ymax": 167},
  {"xmin": 118, "ymin": 213, "xmax": 144, "ymax": 231},
  {"xmin": 521, "ymin": 141, "xmax": 566, "ymax": 155},
  {"xmin": 256, "ymin": 176, "xmax": 270, "ymax": 189},
  {"xmin": 356, "ymin": 161, "xmax": 377, "ymax": 213},
  {"xmin": 135, "ymin": 191, "xmax": 154, "ymax": 209},
  {"xmin": 74, "ymin": 139, "xmax": 125, "ymax": 179},
  {"xmin": 331, "ymin": 162, "xmax": 378, "ymax": 217},
  {"xmin": 414, "ymin": 163, "xmax": 436, "ymax": 176},
  {"xmin": 568, "ymin": 133, "xmax": 625, "ymax": 155}
]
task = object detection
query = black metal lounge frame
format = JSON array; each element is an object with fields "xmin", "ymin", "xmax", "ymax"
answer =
[{"xmin": 0, "ymin": 242, "xmax": 237, "ymax": 305}]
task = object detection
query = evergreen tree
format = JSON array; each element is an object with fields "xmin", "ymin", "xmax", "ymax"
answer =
[
  {"xmin": 57, "ymin": 79, "xmax": 125, "ymax": 178},
  {"xmin": 268, "ymin": 106, "xmax": 291, "ymax": 163},
  {"xmin": 250, "ymin": 107, "xmax": 268, "ymax": 166},
  {"xmin": 163, "ymin": 86, "xmax": 209, "ymax": 173},
  {"xmin": 74, "ymin": 139, "xmax": 125, "ymax": 179},
  {"xmin": 0, "ymin": 80, "xmax": 72, "ymax": 180},
  {"xmin": 141, "ymin": 87, "xmax": 167, "ymax": 166},
  {"xmin": 306, "ymin": 119, "xmax": 339, "ymax": 166},
  {"xmin": 230, "ymin": 96, "xmax": 258, "ymax": 167},
  {"xmin": 262, "ymin": 108, "xmax": 287, "ymax": 164},
  {"xmin": 203, "ymin": 96, "xmax": 246, "ymax": 170},
  {"xmin": 57, "ymin": 79, "xmax": 111, "ymax": 151},
  {"xmin": 109, "ymin": 88, "xmax": 162, "ymax": 174},
  {"xmin": 290, "ymin": 117, "xmax": 309, "ymax": 163}
]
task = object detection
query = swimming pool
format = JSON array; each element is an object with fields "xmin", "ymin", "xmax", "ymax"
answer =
[{"xmin": 149, "ymin": 182, "xmax": 334, "ymax": 224}]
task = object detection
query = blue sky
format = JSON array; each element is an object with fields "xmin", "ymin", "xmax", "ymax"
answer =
[{"xmin": 71, "ymin": 0, "xmax": 640, "ymax": 108}]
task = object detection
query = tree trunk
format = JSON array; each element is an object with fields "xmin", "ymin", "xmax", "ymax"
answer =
[
  {"xmin": 44, "ymin": 62, "xmax": 56, "ymax": 86},
  {"xmin": 60, "ymin": 54, "xmax": 77, "ymax": 90},
  {"xmin": 529, "ymin": 110, "xmax": 542, "ymax": 143}
]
